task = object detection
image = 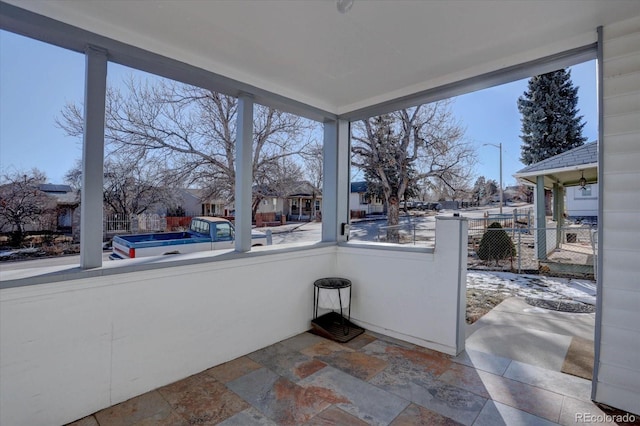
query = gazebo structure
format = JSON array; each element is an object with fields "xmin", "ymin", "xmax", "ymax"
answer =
[{"xmin": 515, "ymin": 141, "xmax": 598, "ymax": 260}]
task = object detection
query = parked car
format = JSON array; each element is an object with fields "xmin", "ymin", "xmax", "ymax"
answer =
[{"xmin": 110, "ymin": 216, "xmax": 270, "ymax": 259}]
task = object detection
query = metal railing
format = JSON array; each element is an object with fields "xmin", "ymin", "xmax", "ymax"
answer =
[
  {"xmin": 376, "ymin": 223, "xmax": 435, "ymax": 246},
  {"xmin": 103, "ymin": 213, "xmax": 167, "ymax": 237},
  {"xmin": 346, "ymin": 210, "xmax": 595, "ymax": 279},
  {"xmin": 468, "ymin": 208, "xmax": 533, "ymax": 236},
  {"xmin": 347, "ymin": 219, "xmax": 436, "ymax": 247}
]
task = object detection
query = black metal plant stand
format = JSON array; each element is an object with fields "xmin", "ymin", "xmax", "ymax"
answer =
[{"xmin": 311, "ymin": 277, "xmax": 364, "ymax": 343}]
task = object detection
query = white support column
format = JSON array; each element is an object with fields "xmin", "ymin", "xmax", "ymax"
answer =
[
  {"xmin": 554, "ymin": 182, "xmax": 565, "ymax": 244},
  {"xmin": 336, "ymin": 120, "xmax": 350, "ymax": 241},
  {"xmin": 435, "ymin": 216, "xmax": 468, "ymax": 355},
  {"xmin": 235, "ymin": 94, "xmax": 253, "ymax": 252},
  {"xmin": 322, "ymin": 120, "xmax": 337, "ymax": 242},
  {"xmin": 80, "ymin": 46, "xmax": 107, "ymax": 269},
  {"xmin": 552, "ymin": 183, "xmax": 560, "ymax": 222},
  {"xmin": 535, "ymin": 175, "xmax": 547, "ymax": 260},
  {"xmin": 322, "ymin": 119, "xmax": 350, "ymax": 242}
]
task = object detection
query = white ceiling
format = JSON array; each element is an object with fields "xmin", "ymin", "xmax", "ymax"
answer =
[{"xmin": 6, "ymin": 0, "xmax": 640, "ymax": 115}]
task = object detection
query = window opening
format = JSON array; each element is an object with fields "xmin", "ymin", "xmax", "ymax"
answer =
[{"xmin": 0, "ymin": 31, "xmax": 84, "ymax": 262}]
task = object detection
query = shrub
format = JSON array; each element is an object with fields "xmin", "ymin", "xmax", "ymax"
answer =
[{"xmin": 478, "ymin": 222, "xmax": 516, "ymax": 265}]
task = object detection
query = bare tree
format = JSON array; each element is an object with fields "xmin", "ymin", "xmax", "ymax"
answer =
[
  {"xmin": 302, "ymin": 142, "xmax": 323, "ymax": 220},
  {"xmin": 0, "ymin": 169, "xmax": 56, "ymax": 246},
  {"xmin": 471, "ymin": 176, "xmax": 500, "ymax": 206},
  {"xmin": 104, "ymin": 160, "xmax": 177, "ymax": 217},
  {"xmin": 351, "ymin": 100, "xmax": 474, "ymax": 242},
  {"xmin": 57, "ymin": 77, "xmax": 315, "ymax": 219},
  {"xmin": 252, "ymin": 155, "xmax": 304, "ymax": 219},
  {"xmin": 65, "ymin": 155, "xmax": 179, "ymax": 217},
  {"xmin": 302, "ymin": 142, "xmax": 323, "ymax": 191},
  {"xmin": 429, "ymin": 174, "xmax": 473, "ymax": 205}
]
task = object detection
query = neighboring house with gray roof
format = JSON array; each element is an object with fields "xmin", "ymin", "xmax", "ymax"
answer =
[
  {"xmin": 174, "ymin": 188, "xmax": 231, "ymax": 217},
  {"xmin": 254, "ymin": 181, "xmax": 322, "ymax": 221},
  {"xmin": 38, "ymin": 183, "xmax": 79, "ymax": 232},
  {"xmin": 350, "ymin": 181, "xmax": 385, "ymax": 217}
]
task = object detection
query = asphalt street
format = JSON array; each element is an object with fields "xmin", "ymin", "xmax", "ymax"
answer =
[{"xmin": 0, "ymin": 204, "xmax": 530, "ymax": 272}]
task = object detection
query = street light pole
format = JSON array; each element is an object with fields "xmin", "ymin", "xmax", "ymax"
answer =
[
  {"xmin": 483, "ymin": 142, "xmax": 503, "ymax": 214},
  {"xmin": 499, "ymin": 142, "xmax": 503, "ymax": 214}
]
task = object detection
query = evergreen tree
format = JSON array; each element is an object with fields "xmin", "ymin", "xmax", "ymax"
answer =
[
  {"xmin": 477, "ymin": 222, "xmax": 516, "ymax": 265},
  {"xmin": 472, "ymin": 176, "xmax": 486, "ymax": 203},
  {"xmin": 485, "ymin": 179, "xmax": 498, "ymax": 201},
  {"xmin": 517, "ymin": 69, "xmax": 587, "ymax": 165}
]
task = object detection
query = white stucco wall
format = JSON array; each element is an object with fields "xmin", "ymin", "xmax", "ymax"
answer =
[
  {"xmin": 337, "ymin": 218, "xmax": 467, "ymax": 354},
  {"xmin": 595, "ymin": 16, "xmax": 640, "ymax": 415},
  {"xmin": 566, "ymin": 185, "xmax": 599, "ymax": 218},
  {"xmin": 349, "ymin": 193, "xmax": 366, "ymax": 213},
  {"xmin": 1, "ymin": 248, "xmax": 335, "ymax": 426},
  {"xmin": 255, "ymin": 196, "xmax": 284, "ymax": 214},
  {"xmin": 349, "ymin": 193, "xmax": 384, "ymax": 215},
  {"xmin": 0, "ymin": 218, "xmax": 467, "ymax": 426},
  {"xmin": 545, "ymin": 221, "xmax": 558, "ymax": 256}
]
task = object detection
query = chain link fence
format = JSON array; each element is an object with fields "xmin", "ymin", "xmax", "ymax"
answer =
[
  {"xmin": 348, "ymin": 210, "xmax": 596, "ymax": 280},
  {"xmin": 468, "ymin": 221, "xmax": 597, "ymax": 278}
]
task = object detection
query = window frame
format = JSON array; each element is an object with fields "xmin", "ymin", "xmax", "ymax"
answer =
[{"xmin": 0, "ymin": 2, "xmax": 598, "ymax": 286}]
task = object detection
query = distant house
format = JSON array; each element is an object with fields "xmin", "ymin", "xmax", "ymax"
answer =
[
  {"xmin": 38, "ymin": 184, "xmax": 79, "ymax": 232},
  {"xmin": 254, "ymin": 181, "xmax": 322, "ymax": 221},
  {"xmin": 172, "ymin": 183, "xmax": 322, "ymax": 222},
  {"xmin": 285, "ymin": 181, "xmax": 322, "ymax": 221},
  {"xmin": 503, "ymin": 185, "xmax": 531, "ymax": 203},
  {"xmin": 173, "ymin": 188, "xmax": 231, "ymax": 217},
  {"xmin": 565, "ymin": 184, "xmax": 598, "ymax": 220},
  {"xmin": 0, "ymin": 183, "xmax": 80, "ymax": 235},
  {"xmin": 350, "ymin": 181, "xmax": 385, "ymax": 217}
]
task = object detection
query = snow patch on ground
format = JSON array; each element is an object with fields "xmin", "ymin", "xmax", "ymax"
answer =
[{"xmin": 467, "ymin": 270, "xmax": 596, "ymax": 305}]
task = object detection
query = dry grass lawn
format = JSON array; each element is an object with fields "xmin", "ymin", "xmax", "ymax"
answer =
[{"xmin": 466, "ymin": 288, "xmax": 510, "ymax": 324}]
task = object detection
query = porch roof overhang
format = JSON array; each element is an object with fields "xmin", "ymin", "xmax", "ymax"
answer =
[
  {"xmin": 513, "ymin": 141, "xmax": 599, "ymax": 189},
  {"xmin": 515, "ymin": 163, "xmax": 598, "ymax": 189},
  {"xmin": 2, "ymin": 1, "xmax": 640, "ymax": 120}
]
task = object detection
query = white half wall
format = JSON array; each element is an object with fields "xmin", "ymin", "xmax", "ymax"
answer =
[
  {"xmin": 0, "ymin": 218, "xmax": 467, "ymax": 426},
  {"xmin": 0, "ymin": 248, "xmax": 335, "ymax": 426},
  {"xmin": 336, "ymin": 217, "xmax": 468, "ymax": 355}
]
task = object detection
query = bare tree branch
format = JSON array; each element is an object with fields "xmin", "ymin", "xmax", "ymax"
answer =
[{"xmin": 351, "ymin": 100, "xmax": 475, "ymax": 242}]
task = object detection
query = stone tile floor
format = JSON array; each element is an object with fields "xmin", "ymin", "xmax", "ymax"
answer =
[{"xmin": 69, "ymin": 331, "xmax": 619, "ymax": 426}]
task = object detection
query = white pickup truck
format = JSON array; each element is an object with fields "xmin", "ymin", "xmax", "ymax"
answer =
[{"xmin": 110, "ymin": 216, "xmax": 270, "ymax": 259}]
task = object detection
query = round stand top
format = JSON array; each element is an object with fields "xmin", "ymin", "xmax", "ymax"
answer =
[{"xmin": 314, "ymin": 277, "xmax": 351, "ymax": 289}]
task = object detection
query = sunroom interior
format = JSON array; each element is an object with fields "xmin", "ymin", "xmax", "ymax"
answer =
[{"xmin": 1, "ymin": 1, "xmax": 639, "ymax": 425}]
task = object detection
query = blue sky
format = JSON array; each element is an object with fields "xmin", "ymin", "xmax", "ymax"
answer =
[
  {"xmin": 0, "ymin": 30, "xmax": 597, "ymax": 188},
  {"xmin": 455, "ymin": 61, "xmax": 597, "ymax": 187}
]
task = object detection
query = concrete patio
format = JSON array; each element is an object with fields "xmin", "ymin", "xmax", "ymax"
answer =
[
  {"xmin": 67, "ymin": 325, "xmax": 611, "ymax": 426},
  {"xmin": 466, "ymin": 297, "xmax": 596, "ymax": 375}
]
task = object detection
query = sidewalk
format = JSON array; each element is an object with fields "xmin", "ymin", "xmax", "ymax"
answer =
[
  {"xmin": 466, "ymin": 297, "xmax": 595, "ymax": 375},
  {"xmin": 256, "ymin": 221, "xmax": 311, "ymax": 234}
]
